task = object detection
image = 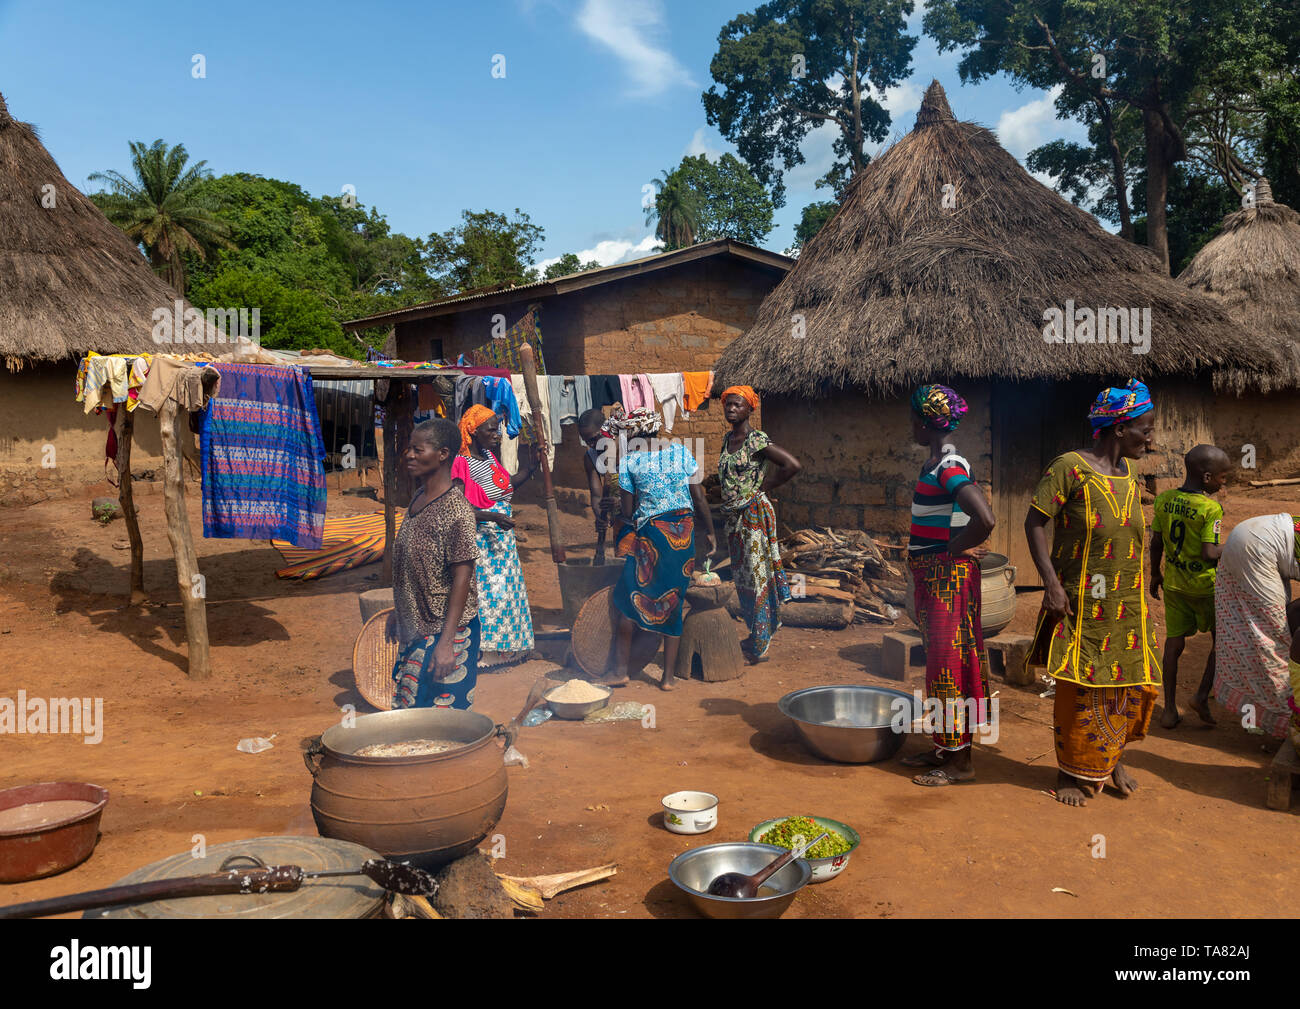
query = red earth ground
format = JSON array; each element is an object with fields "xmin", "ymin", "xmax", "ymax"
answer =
[{"xmin": 0, "ymin": 474, "xmax": 1296, "ymax": 918}]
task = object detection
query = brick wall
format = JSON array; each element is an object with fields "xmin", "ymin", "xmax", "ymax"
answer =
[
  {"xmin": 762, "ymin": 385, "xmax": 994, "ymax": 537},
  {"xmin": 394, "ymin": 257, "xmax": 784, "ymax": 494}
]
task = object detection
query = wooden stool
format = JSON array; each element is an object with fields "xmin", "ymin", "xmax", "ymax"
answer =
[
  {"xmin": 674, "ymin": 608, "xmax": 746, "ymax": 682},
  {"xmin": 1266, "ymin": 736, "xmax": 1300, "ymax": 811}
]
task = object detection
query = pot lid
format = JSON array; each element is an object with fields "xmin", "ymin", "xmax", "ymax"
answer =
[{"xmin": 88, "ymin": 835, "xmax": 386, "ymax": 919}]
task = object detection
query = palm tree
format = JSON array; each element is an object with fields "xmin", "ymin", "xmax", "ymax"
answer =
[
  {"xmin": 89, "ymin": 140, "xmax": 233, "ymax": 293},
  {"xmin": 645, "ymin": 171, "xmax": 700, "ymax": 251}
]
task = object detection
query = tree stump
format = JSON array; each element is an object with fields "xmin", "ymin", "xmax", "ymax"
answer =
[{"xmin": 674, "ymin": 608, "xmax": 745, "ymax": 682}]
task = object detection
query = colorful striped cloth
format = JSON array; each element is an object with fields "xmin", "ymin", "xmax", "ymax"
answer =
[
  {"xmin": 273, "ymin": 512, "xmax": 400, "ymax": 579},
  {"xmin": 908, "ymin": 453, "xmax": 972, "ymax": 554},
  {"xmin": 466, "ymin": 306, "xmax": 546, "ymax": 374},
  {"xmin": 201, "ymin": 363, "xmax": 326, "ymax": 548}
]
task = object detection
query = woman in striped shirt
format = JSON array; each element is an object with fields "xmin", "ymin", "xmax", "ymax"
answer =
[
  {"xmin": 900, "ymin": 384, "xmax": 996, "ymax": 786},
  {"xmin": 452, "ymin": 405, "xmax": 538, "ymax": 667}
]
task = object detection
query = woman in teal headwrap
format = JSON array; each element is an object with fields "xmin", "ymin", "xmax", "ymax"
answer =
[
  {"xmin": 1023, "ymin": 379, "xmax": 1162, "ymax": 808},
  {"xmin": 899, "ymin": 384, "xmax": 997, "ymax": 786}
]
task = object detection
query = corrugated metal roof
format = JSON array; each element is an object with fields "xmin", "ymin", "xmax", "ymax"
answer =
[{"xmin": 342, "ymin": 239, "xmax": 792, "ymax": 330}]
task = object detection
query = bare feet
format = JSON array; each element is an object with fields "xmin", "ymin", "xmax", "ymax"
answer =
[
  {"xmin": 1054, "ymin": 771, "xmax": 1094, "ymax": 806},
  {"xmin": 1160, "ymin": 705, "xmax": 1182, "ymax": 729},
  {"xmin": 1188, "ymin": 695, "xmax": 1216, "ymax": 725},
  {"xmin": 1109, "ymin": 762, "xmax": 1139, "ymax": 797},
  {"xmin": 659, "ymin": 673, "xmax": 675, "ymax": 691},
  {"xmin": 597, "ymin": 670, "xmax": 629, "ymax": 687}
]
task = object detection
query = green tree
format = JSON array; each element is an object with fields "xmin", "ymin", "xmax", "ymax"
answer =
[
  {"xmin": 191, "ymin": 268, "xmax": 353, "ymax": 356},
  {"xmin": 922, "ymin": 0, "xmax": 1297, "ymax": 271},
  {"xmin": 424, "ymin": 209, "xmax": 544, "ymax": 292},
  {"xmin": 657, "ymin": 154, "xmax": 776, "ymax": 245},
  {"xmin": 88, "ymin": 139, "xmax": 233, "ymax": 293},
  {"xmin": 788, "ymin": 199, "xmax": 838, "ymax": 254},
  {"xmin": 645, "ymin": 170, "xmax": 702, "ymax": 251},
  {"xmin": 1131, "ymin": 166, "xmax": 1241, "ymax": 275},
  {"xmin": 702, "ymin": 0, "xmax": 917, "ymax": 206},
  {"xmin": 540, "ymin": 253, "xmax": 603, "ymax": 280}
]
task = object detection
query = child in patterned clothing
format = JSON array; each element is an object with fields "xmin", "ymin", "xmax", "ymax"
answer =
[{"xmin": 1150, "ymin": 444, "xmax": 1232, "ymax": 727}]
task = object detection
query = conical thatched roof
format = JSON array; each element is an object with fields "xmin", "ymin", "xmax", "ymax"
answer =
[
  {"xmin": 716, "ymin": 80, "xmax": 1278, "ymax": 397},
  {"xmin": 0, "ymin": 89, "xmax": 220, "ymax": 367},
  {"xmin": 1179, "ymin": 178, "xmax": 1300, "ymax": 392}
]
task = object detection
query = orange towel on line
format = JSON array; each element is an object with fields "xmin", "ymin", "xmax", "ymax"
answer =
[
  {"xmin": 272, "ymin": 512, "xmax": 402, "ymax": 580},
  {"xmin": 683, "ymin": 371, "xmax": 713, "ymax": 411}
]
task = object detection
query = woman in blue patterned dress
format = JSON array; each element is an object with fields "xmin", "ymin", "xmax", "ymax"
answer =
[
  {"xmin": 453, "ymin": 405, "xmax": 537, "ymax": 667},
  {"xmin": 608, "ymin": 409, "xmax": 716, "ymax": 690}
]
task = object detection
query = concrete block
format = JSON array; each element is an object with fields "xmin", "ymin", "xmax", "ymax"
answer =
[
  {"xmin": 985, "ymin": 633, "xmax": 1036, "ymax": 687},
  {"xmin": 1267, "ymin": 736, "xmax": 1299, "ymax": 811},
  {"xmin": 882, "ymin": 629, "xmax": 925, "ymax": 681}
]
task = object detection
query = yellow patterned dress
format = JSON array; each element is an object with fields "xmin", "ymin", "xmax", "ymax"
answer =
[{"xmin": 1027, "ymin": 452, "xmax": 1161, "ymax": 782}]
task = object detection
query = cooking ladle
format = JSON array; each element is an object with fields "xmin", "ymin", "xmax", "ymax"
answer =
[{"xmin": 705, "ymin": 831, "xmax": 828, "ymax": 899}]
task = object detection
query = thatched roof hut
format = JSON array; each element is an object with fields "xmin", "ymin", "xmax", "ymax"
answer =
[
  {"xmin": 0, "ymin": 89, "xmax": 218, "ymax": 368},
  {"xmin": 1179, "ymin": 178, "xmax": 1300, "ymax": 393},
  {"xmin": 715, "ymin": 80, "xmax": 1276, "ymax": 397},
  {"xmin": 713, "ymin": 80, "xmax": 1272, "ymax": 582}
]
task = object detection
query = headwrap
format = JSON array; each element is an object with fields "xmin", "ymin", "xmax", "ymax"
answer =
[
  {"xmin": 721, "ymin": 385, "xmax": 759, "ymax": 411},
  {"xmin": 1087, "ymin": 379, "xmax": 1153, "ymax": 438},
  {"xmin": 600, "ymin": 405, "xmax": 662, "ymax": 439},
  {"xmin": 910, "ymin": 384, "xmax": 968, "ymax": 432},
  {"xmin": 458, "ymin": 404, "xmax": 499, "ymax": 455}
]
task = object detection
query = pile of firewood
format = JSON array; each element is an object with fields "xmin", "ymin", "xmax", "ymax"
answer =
[{"xmin": 780, "ymin": 528, "xmax": 911, "ymax": 625}]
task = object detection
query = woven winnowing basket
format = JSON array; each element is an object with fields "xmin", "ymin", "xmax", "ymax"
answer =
[
  {"xmin": 571, "ymin": 586, "xmax": 661, "ymax": 679},
  {"xmin": 353, "ymin": 608, "xmax": 401, "ymax": 711}
]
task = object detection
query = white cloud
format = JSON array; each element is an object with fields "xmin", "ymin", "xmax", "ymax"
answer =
[
  {"xmin": 536, "ymin": 234, "xmax": 661, "ymax": 276},
  {"xmin": 684, "ymin": 126, "xmax": 724, "ymax": 160},
  {"xmin": 575, "ymin": 0, "xmax": 694, "ymax": 98},
  {"xmin": 995, "ymin": 86, "xmax": 1064, "ymax": 160}
]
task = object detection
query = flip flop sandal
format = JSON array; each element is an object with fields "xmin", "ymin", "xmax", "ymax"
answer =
[{"xmin": 912, "ymin": 768, "xmax": 970, "ymax": 787}]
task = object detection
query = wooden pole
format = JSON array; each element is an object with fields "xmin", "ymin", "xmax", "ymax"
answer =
[
  {"xmin": 159, "ymin": 400, "xmax": 211, "ymax": 679},
  {"xmin": 519, "ymin": 343, "xmax": 565, "ymax": 563},
  {"xmin": 114, "ymin": 408, "xmax": 145, "ymax": 603},
  {"xmin": 381, "ymin": 391, "xmax": 396, "ymax": 586}
]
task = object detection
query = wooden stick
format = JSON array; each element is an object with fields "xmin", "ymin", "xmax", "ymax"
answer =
[
  {"xmin": 159, "ymin": 400, "xmax": 211, "ymax": 680},
  {"xmin": 519, "ymin": 343, "xmax": 565, "ymax": 563},
  {"xmin": 1248, "ymin": 477, "xmax": 1300, "ymax": 487},
  {"xmin": 497, "ymin": 863, "xmax": 617, "ymax": 899},
  {"xmin": 114, "ymin": 408, "xmax": 145, "ymax": 604},
  {"xmin": 381, "ymin": 389, "xmax": 397, "ymax": 586}
]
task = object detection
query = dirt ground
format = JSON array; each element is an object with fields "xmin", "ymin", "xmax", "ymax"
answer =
[{"xmin": 1, "ymin": 474, "xmax": 1297, "ymax": 918}]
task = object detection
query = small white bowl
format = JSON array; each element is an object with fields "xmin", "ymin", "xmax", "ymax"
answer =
[{"xmin": 661, "ymin": 791, "xmax": 719, "ymax": 834}]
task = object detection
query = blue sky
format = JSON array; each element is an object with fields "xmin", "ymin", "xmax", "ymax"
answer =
[{"xmin": 0, "ymin": 0, "xmax": 1087, "ymax": 272}]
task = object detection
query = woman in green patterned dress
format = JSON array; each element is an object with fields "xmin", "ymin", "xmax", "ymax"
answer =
[
  {"xmin": 718, "ymin": 386, "xmax": 802, "ymax": 663},
  {"xmin": 1024, "ymin": 380, "xmax": 1162, "ymax": 808}
]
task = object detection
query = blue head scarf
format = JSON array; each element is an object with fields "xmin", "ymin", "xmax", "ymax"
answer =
[{"xmin": 1087, "ymin": 379, "xmax": 1153, "ymax": 438}]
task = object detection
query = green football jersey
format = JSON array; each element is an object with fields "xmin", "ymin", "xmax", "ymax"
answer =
[{"xmin": 1152, "ymin": 489, "xmax": 1223, "ymax": 596}]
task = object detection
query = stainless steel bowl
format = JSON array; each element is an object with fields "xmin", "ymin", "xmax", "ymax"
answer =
[
  {"xmin": 778, "ymin": 685, "xmax": 917, "ymax": 763},
  {"xmin": 668, "ymin": 842, "xmax": 811, "ymax": 918},
  {"xmin": 545, "ymin": 683, "xmax": 613, "ymax": 720}
]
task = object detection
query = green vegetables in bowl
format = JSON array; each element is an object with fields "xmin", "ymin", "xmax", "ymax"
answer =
[{"xmin": 758, "ymin": 816, "xmax": 853, "ymax": 859}]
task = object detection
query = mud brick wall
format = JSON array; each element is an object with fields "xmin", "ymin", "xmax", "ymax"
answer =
[
  {"xmin": 1210, "ymin": 390, "xmax": 1300, "ymax": 483},
  {"xmin": 395, "ymin": 258, "xmax": 782, "ymax": 497},
  {"xmin": 761, "ymin": 384, "xmax": 994, "ymax": 537}
]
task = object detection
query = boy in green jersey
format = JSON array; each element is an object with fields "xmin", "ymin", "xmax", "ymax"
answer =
[{"xmin": 1149, "ymin": 445, "xmax": 1231, "ymax": 728}]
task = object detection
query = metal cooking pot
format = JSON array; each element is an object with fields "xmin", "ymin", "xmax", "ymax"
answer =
[{"xmin": 305, "ymin": 708, "xmax": 512, "ymax": 869}]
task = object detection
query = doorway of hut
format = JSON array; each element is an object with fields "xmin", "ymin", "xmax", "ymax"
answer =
[{"xmin": 989, "ymin": 379, "xmax": 1096, "ymax": 588}]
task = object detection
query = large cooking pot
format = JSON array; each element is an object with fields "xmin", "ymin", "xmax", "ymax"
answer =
[
  {"xmin": 305, "ymin": 708, "xmax": 511, "ymax": 870},
  {"xmin": 904, "ymin": 551, "xmax": 1017, "ymax": 638}
]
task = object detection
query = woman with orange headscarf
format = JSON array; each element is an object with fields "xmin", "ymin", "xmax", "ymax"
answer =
[
  {"xmin": 719, "ymin": 385, "xmax": 802, "ymax": 662},
  {"xmin": 451, "ymin": 404, "xmax": 539, "ymax": 666}
]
